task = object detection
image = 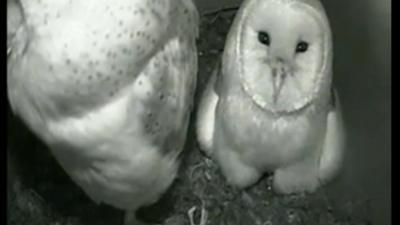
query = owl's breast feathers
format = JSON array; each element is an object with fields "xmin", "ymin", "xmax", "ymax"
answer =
[{"xmin": 219, "ymin": 91, "xmax": 328, "ymax": 167}]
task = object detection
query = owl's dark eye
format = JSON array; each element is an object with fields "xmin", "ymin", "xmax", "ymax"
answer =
[
  {"xmin": 296, "ymin": 41, "xmax": 309, "ymax": 53},
  {"xmin": 258, "ymin": 31, "xmax": 270, "ymax": 46}
]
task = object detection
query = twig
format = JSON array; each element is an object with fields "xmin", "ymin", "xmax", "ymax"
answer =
[
  {"xmin": 203, "ymin": 6, "xmax": 239, "ymax": 24},
  {"xmin": 202, "ymin": 6, "xmax": 240, "ymax": 17}
]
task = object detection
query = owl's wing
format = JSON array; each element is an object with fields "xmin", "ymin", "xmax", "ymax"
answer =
[
  {"xmin": 318, "ymin": 87, "xmax": 346, "ymax": 183},
  {"xmin": 196, "ymin": 60, "xmax": 221, "ymax": 156}
]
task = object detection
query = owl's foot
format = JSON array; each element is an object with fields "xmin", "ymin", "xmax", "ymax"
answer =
[
  {"xmin": 273, "ymin": 154, "xmax": 320, "ymax": 194},
  {"xmin": 216, "ymin": 148, "xmax": 262, "ymax": 189},
  {"xmin": 187, "ymin": 203, "xmax": 208, "ymax": 225}
]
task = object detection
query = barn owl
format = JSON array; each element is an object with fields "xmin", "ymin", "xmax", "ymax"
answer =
[
  {"xmin": 196, "ymin": 0, "xmax": 345, "ymax": 194},
  {"xmin": 7, "ymin": 0, "xmax": 198, "ymax": 224}
]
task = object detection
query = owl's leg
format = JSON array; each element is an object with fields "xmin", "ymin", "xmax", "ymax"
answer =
[
  {"xmin": 272, "ymin": 151, "xmax": 321, "ymax": 194},
  {"xmin": 318, "ymin": 89, "xmax": 345, "ymax": 184},
  {"xmin": 217, "ymin": 148, "xmax": 262, "ymax": 189},
  {"xmin": 124, "ymin": 211, "xmax": 153, "ymax": 225},
  {"xmin": 124, "ymin": 211, "xmax": 139, "ymax": 225},
  {"xmin": 214, "ymin": 133, "xmax": 262, "ymax": 189},
  {"xmin": 196, "ymin": 67, "xmax": 219, "ymax": 156}
]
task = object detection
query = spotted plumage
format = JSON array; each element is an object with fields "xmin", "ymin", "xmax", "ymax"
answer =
[{"xmin": 7, "ymin": 0, "xmax": 198, "ymax": 224}]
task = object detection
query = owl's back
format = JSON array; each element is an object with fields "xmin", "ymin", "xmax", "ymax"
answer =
[{"xmin": 8, "ymin": 0, "xmax": 198, "ymax": 210}]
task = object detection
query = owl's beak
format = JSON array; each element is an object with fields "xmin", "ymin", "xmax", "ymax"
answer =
[{"xmin": 271, "ymin": 61, "xmax": 287, "ymax": 104}]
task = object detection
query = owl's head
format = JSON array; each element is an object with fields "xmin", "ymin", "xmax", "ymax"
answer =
[{"xmin": 225, "ymin": 0, "xmax": 332, "ymax": 113}]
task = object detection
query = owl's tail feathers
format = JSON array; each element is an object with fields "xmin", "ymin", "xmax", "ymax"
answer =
[
  {"xmin": 318, "ymin": 89, "xmax": 346, "ymax": 184},
  {"xmin": 196, "ymin": 64, "xmax": 220, "ymax": 157}
]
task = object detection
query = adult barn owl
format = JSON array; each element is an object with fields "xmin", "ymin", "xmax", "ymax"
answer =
[
  {"xmin": 7, "ymin": 0, "xmax": 198, "ymax": 224},
  {"xmin": 196, "ymin": 0, "xmax": 345, "ymax": 194}
]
